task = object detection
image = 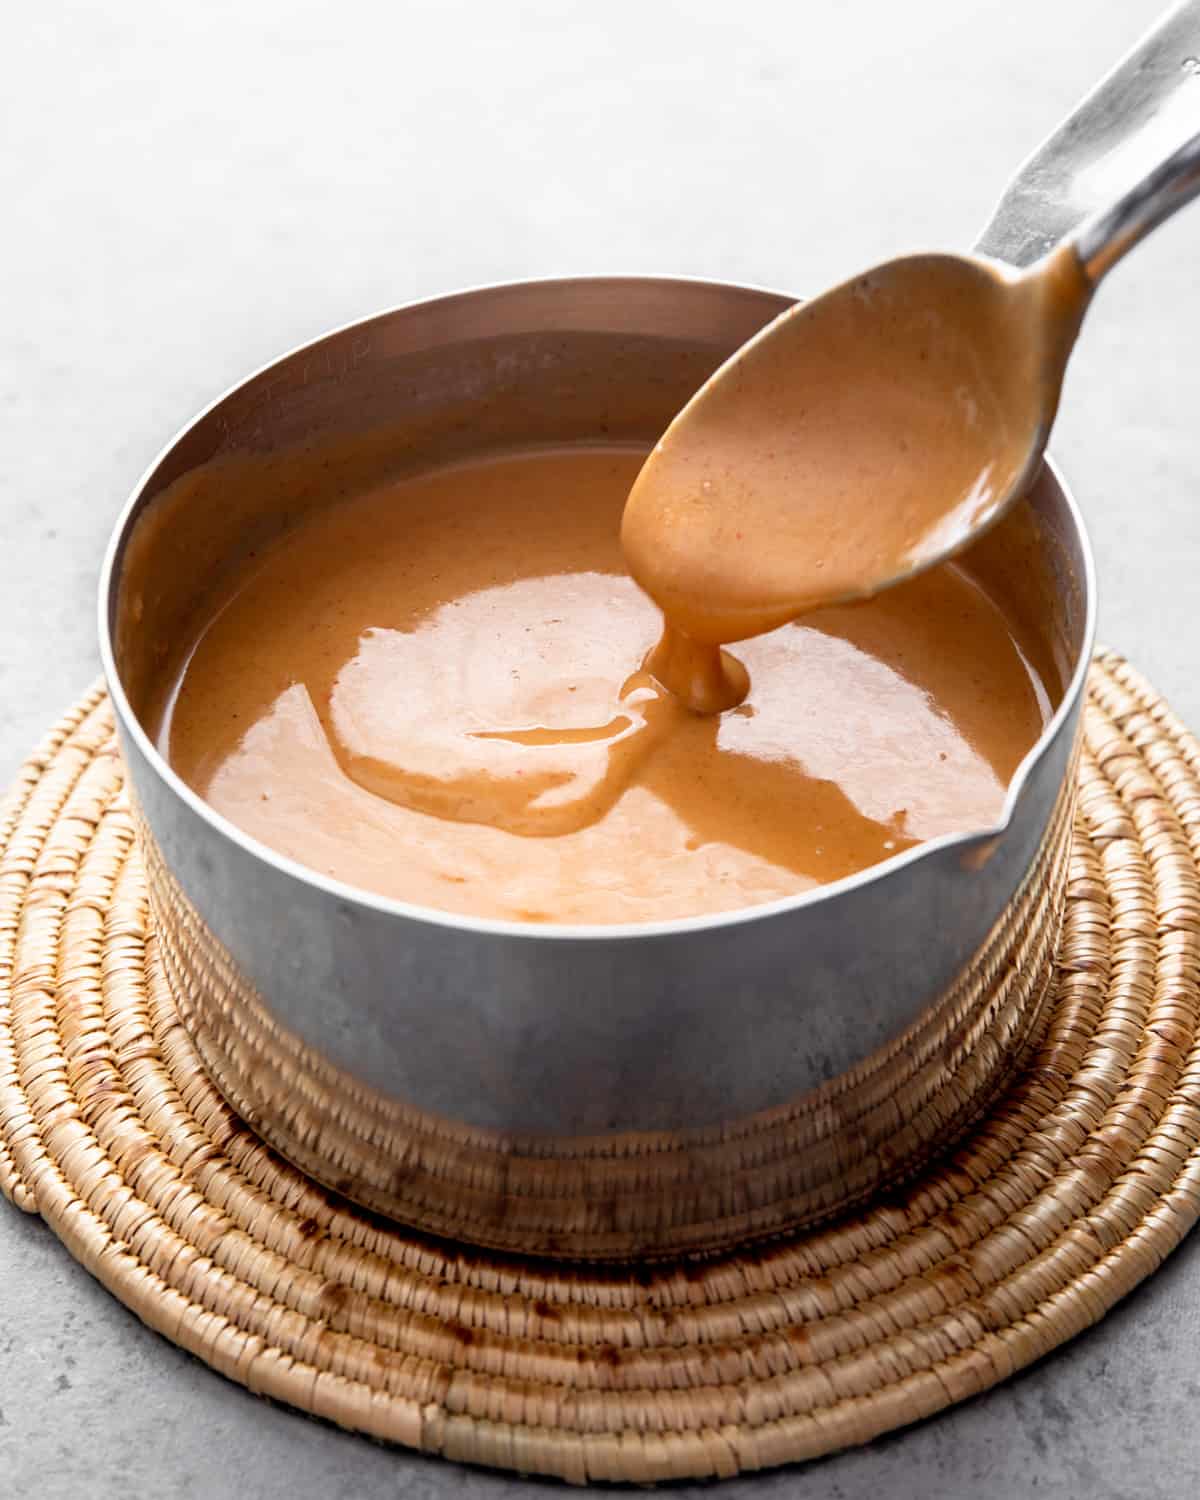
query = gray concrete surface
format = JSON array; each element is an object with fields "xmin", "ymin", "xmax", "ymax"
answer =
[{"xmin": 3, "ymin": 1, "xmax": 1200, "ymax": 1495}]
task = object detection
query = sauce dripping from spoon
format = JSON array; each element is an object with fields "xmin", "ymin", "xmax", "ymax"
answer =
[{"xmin": 622, "ymin": 244, "xmax": 1093, "ymax": 712}]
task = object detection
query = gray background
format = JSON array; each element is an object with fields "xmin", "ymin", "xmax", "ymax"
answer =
[{"xmin": 3, "ymin": 1, "xmax": 1200, "ymax": 1495}]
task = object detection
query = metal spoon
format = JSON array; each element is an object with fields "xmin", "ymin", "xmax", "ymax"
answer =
[{"xmin": 622, "ymin": 2, "xmax": 1200, "ymax": 650}]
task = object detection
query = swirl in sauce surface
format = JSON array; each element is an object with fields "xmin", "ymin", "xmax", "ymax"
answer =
[{"xmin": 160, "ymin": 446, "xmax": 1050, "ymax": 923}]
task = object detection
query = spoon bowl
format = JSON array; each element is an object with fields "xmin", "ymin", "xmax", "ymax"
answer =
[{"xmin": 622, "ymin": 247, "xmax": 1090, "ymax": 645}]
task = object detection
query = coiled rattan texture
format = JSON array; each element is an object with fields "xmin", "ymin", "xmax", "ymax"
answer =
[{"xmin": 2, "ymin": 650, "xmax": 1200, "ymax": 1483}]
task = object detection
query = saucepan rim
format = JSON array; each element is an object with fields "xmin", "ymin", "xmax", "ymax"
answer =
[{"xmin": 97, "ymin": 273, "xmax": 1098, "ymax": 944}]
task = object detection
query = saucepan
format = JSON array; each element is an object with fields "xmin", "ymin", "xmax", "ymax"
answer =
[{"xmin": 99, "ymin": 273, "xmax": 1095, "ymax": 1259}]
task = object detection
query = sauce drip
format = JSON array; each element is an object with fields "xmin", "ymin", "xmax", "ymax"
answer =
[{"xmin": 160, "ymin": 446, "xmax": 1050, "ymax": 923}]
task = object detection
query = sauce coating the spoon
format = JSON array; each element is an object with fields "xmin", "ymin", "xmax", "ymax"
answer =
[{"xmin": 621, "ymin": 245, "xmax": 1090, "ymax": 711}]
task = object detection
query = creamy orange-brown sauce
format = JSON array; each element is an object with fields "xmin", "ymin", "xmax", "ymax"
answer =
[{"xmin": 160, "ymin": 446, "xmax": 1049, "ymax": 923}]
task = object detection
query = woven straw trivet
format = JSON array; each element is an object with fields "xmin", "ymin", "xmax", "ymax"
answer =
[{"xmin": 3, "ymin": 648, "xmax": 1200, "ymax": 1485}]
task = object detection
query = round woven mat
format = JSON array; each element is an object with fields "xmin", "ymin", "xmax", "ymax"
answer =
[{"xmin": 3, "ymin": 650, "xmax": 1200, "ymax": 1485}]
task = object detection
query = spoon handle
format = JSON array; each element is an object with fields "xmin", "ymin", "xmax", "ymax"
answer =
[
  {"xmin": 975, "ymin": 1, "xmax": 1200, "ymax": 267},
  {"xmin": 1072, "ymin": 129, "xmax": 1200, "ymax": 282}
]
